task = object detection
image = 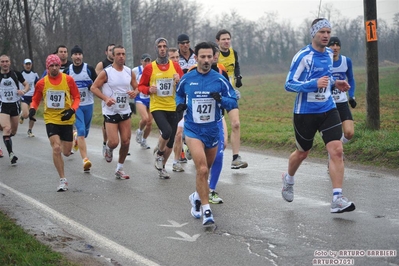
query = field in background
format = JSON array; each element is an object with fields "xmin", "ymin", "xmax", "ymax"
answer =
[{"xmin": 79, "ymin": 65, "xmax": 399, "ymax": 170}]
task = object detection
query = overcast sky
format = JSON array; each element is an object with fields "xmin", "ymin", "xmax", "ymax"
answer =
[{"xmin": 200, "ymin": 0, "xmax": 398, "ymax": 26}]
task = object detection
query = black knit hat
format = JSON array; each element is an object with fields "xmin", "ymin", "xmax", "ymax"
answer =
[
  {"xmin": 71, "ymin": 45, "xmax": 83, "ymax": 54},
  {"xmin": 177, "ymin": 34, "xmax": 189, "ymax": 43},
  {"xmin": 328, "ymin": 37, "xmax": 341, "ymax": 47}
]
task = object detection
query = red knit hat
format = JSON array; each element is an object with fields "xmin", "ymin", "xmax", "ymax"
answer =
[{"xmin": 46, "ymin": 54, "xmax": 61, "ymax": 69}]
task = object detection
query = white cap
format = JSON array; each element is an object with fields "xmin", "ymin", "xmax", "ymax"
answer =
[{"xmin": 24, "ymin": 58, "xmax": 32, "ymax": 64}]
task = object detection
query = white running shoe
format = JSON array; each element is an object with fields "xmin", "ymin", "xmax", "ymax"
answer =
[
  {"xmin": 57, "ymin": 178, "xmax": 68, "ymax": 192},
  {"xmin": 140, "ymin": 139, "xmax": 150, "ymax": 150},
  {"xmin": 105, "ymin": 146, "xmax": 113, "ymax": 163},
  {"xmin": 115, "ymin": 170, "xmax": 130, "ymax": 179},
  {"xmin": 102, "ymin": 144, "xmax": 106, "ymax": 158},
  {"xmin": 135, "ymin": 129, "xmax": 143, "ymax": 144},
  {"xmin": 158, "ymin": 169, "xmax": 170, "ymax": 179},
  {"xmin": 203, "ymin": 209, "xmax": 215, "ymax": 226},
  {"xmin": 331, "ymin": 196, "xmax": 356, "ymax": 213},
  {"xmin": 27, "ymin": 129, "xmax": 35, "ymax": 138},
  {"xmin": 189, "ymin": 193, "xmax": 201, "ymax": 219},
  {"xmin": 10, "ymin": 152, "xmax": 18, "ymax": 165},
  {"xmin": 172, "ymin": 162, "xmax": 184, "ymax": 172},
  {"xmin": 282, "ymin": 173, "xmax": 294, "ymax": 202},
  {"xmin": 154, "ymin": 154, "xmax": 164, "ymax": 170}
]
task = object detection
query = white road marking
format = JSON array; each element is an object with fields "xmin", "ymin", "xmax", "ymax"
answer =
[{"xmin": 0, "ymin": 181, "xmax": 159, "ymax": 266}]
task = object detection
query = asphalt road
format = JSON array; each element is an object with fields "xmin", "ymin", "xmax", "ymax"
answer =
[{"xmin": 1, "ymin": 119, "xmax": 398, "ymax": 266}]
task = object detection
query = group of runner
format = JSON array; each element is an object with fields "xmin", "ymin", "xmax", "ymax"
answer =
[{"xmin": 0, "ymin": 20, "xmax": 357, "ymax": 226}]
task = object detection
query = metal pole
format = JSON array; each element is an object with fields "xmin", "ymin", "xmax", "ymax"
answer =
[{"xmin": 121, "ymin": 0, "xmax": 134, "ymax": 68}]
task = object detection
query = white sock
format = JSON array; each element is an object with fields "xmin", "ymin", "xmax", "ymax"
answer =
[
  {"xmin": 116, "ymin": 163, "xmax": 123, "ymax": 171},
  {"xmin": 333, "ymin": 188, "xmax": 343, "ymax": 201},
  {"xmin": 341, "ymin": 133, "xmax": 350, "ymax": 144},
  {"xmin": 202, "ymin": 204, "xmax": 211, "ymax": 213},
  {"xmin": 285, "ymin": 173, "xmax": 294, "ymax": 184}
]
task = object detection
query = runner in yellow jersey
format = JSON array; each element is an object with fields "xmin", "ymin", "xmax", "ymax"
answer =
[
  {"xmin": 216, "ymin": 29, "xmax": 248, "ymax": 170},
  {"xmin": 138, "ymin": 37, "xmax": 184, "ymax": 179},
  {"xmin": 30, "ymin": 54, "xmax": 80, "ymax": 192}
]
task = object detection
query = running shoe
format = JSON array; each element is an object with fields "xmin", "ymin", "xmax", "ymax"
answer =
[
  {"xmin": 189, "ymin": 192, "xmax": 201, "ymax": 219},
  {"xmin": 172, "ymin": 162, "xmax": 184, "ymax": 172},
  {"xmin": 27, "ymin": 129, "xmax": 35, "ymax": 138},
  {"xmin": 57, "ymin": 178, "xmax": 68, "ymax": 192},
  {"xmin": 135, "ymin": 129, "xmax": 143, "ymax": 144},
  {"xmin": 115, "ymin": 170, "xmax": 130, "ymax": 179},
  {"xmin": 158, "ymin": 168, "xmax": 170, "ymax": 179},
  {"xmin": 281, "ymin": 173, "xmax": 294, "ymax": 202},
  {"xmin": 10, "ymin": 152, "xmax": 18, "ymax": 165},
  {"xmin": 102, "ymin": 143, "xmax": 106, "ymax": 158},
  {"xmin": 72, "ymin": 131, "xmax": 78, "ymax": 151},
  {"xmin": 330, "ymin": 196, "xmax": 356, "ymax": 213},
  {"xmin": 19, "ymin": 116, "xmax": 24, "ymax": 124},
  {"xmin": 154, "ymin": 154, "xmax": 164, "ymax": 170},
  {"xmin": 105, "ymin": 146, "xmax": 113, "ymax": 163},
  {"xmin": 153, "ymin": 143, "xmax": 159, "ymax": 155},
  {"xmin": 231, "ymin": 155, "xmax": 248, "ymax": 169},
  {"xmin": 179, "ymin": 150, "xmax": 187, "ymax": 163},
  {"xmin": 140, "ymin": 139, "xmax": 150, "ymax": 150},
  {"xmin": 209, "ymin": 191, "xmax": 224, "ymax": 204},
  {"xmin": 203, "ymin": 209, "xmax": 215, "ymax": 226},
  {"xmin": 185, "ymin": 149, "xmax": 192, "ymax": 160},
  {"xmin": 83, "ymin": 158, "xmax": 92, "ymax": 172},
  {"xmin": 0, "ymin": 147, "xmax": 3, "ymax": 158}
]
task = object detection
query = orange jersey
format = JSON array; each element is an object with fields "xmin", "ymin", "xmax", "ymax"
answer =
[{"xmin": 32, "ymin": 73, "xmax": 80, "ymax": 125}]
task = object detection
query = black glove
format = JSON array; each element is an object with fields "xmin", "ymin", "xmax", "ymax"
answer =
[
  {"xmin": 349, "ymin": 97, "xmax": 357, "ymax": 108},
  {"xmin": 29, "ymin": 108, "xmax": 36, "ymax": 122},
  {"xmin": 235, "ymin": 76, "xmax": 243, "ymax": 88},
  {"xmin": 176, "ymin": 103, "xmax": 187, "ymax": 113},
  {"xmin": 60, "ymin": 108, "xmax": 75, "ymax": 121},
  {"xmin": 210, "ymin": 92, "xmax": 222, "ymax": 102}
]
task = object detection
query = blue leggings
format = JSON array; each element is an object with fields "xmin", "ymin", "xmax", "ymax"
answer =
[
  {"xmin": 75, "ymin": 104, "xmax": 93, "ymax": 137},
  {"xmin": 209, "ymin": 119, "xmax": 224, "ymax": 190}
]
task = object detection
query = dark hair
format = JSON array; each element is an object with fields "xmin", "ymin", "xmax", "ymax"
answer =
[
  {"xmin": 216, "ymin": 29, "xmax": 231, "ymax": 40},
  {"xmin": 194, "ymin": 42, "xmax": 215, "ymax": 56},
  {"xmin": 105, "ymin": 43, "xmax": 115, "ymax": 51},
  {"xmin": 112, "ymin": 45, "xmax": 124, "ymax": 56},
  {"xmin": 54, "ymin": 45, "xmax": 67, "ymax": 54},
  {"xmin": 311, "ymin": 18, "xmax": 326, "ymax": 27}
]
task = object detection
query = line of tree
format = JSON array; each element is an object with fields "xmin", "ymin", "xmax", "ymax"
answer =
[{"xmin": 1, "ymin": 0, "xmax": 398, "ymax": 75}]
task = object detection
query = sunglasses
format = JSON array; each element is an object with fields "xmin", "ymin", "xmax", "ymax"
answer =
[{"xmin": 179, "ymin": 41, "xmax": 190, "ymax": 45}]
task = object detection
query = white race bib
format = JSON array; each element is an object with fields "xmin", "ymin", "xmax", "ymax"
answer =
[
  {"xmin": 156, "ymin": 78, "xmax": 173, "ymax": 97},
  {"xmin": 79, "ymin": 87, "xmax": 89, "ymax": 103},
  {"xmin": 113, "ymin": 92, "xmax": 129, "ymax": 112},
  {"xmin": 192, "ymin": 98, "xmax": 216, "ymax": 124},
  {"xmin": 46, "ymin": 90, "xmax": 65, "ymax": 109},
  {"xmin": 307, "ymin": 81, "xmax": 331, "ymax": 103},
  {"xmin": 0, "ymin": 88, "xmax": 16, "ymax": 102}
]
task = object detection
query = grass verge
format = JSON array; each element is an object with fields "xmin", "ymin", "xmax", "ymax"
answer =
[{"xmin": 0, "ymin": 211, "xmax": 75, "ymax": 266}]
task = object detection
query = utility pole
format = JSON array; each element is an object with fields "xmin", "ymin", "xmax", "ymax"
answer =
[
  {"xmin": 23, "ymin": 0, "xmax": 33, "ymax": 60},
  {"xmin": 363, "ymin": 0, "xmax": 380, "ymax": 130},
  {"xmin": 121, "ymin": 0, "xmax": 134, "ymax": 68}
]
